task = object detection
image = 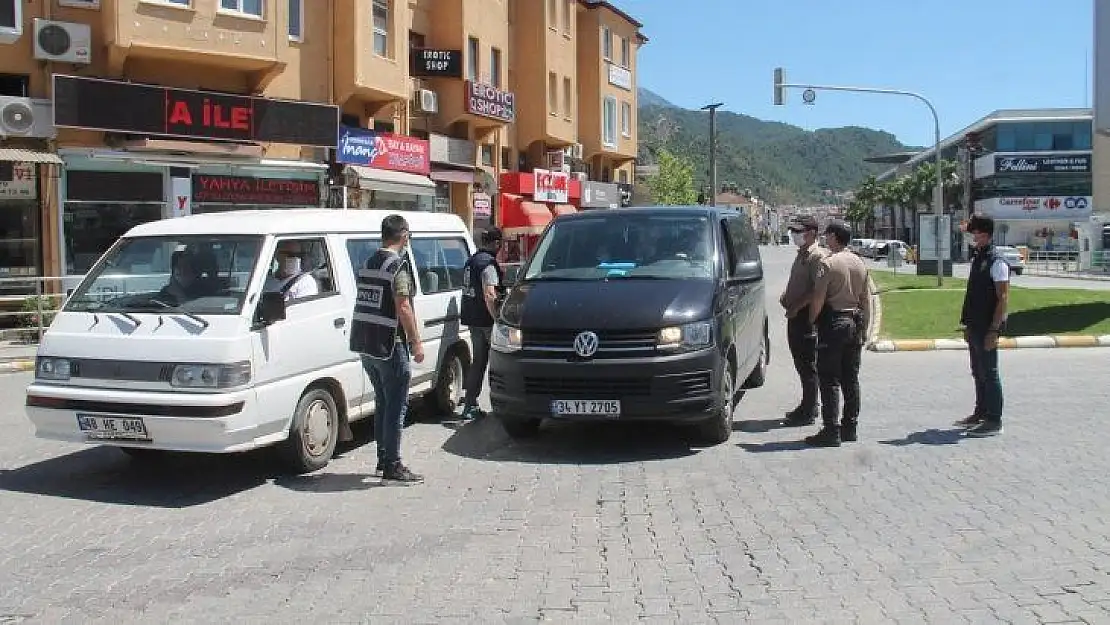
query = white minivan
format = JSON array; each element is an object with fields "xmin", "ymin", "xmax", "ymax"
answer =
[{"xmin": 25, "ymin": 209, "xmax": 476, "ymax": 472}]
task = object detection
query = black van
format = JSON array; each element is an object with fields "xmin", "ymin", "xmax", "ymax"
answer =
[{"xmin": 488, "ymin": 206, "xmax": 769, "ymax": 444}]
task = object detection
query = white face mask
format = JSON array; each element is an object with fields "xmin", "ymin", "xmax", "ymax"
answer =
[
  {"xmin": 790, "ymin": 231, "xmax": 806, "ymax": 247},
  {"xmin": 281, "ymin": 257, "xmax": 301, "ymax": 276}
]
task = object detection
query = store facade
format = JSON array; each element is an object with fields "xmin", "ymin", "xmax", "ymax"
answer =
[
  {"xmin": 52, "ymin": 75, "xmax": 338, "ymax": 275},
  {"xmin": 336, "ymin": 125, "xmax": 436, "ymax": 212},
  {"xmin": 497, "ymin": 169, "xmax": 581, "ymax": 261},
  {"xmin": 0, "ymin": 151, "xmax": 61, "ymax": 297}
]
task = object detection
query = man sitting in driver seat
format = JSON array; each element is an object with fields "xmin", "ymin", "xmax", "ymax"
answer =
[{"xmin": 265, "ymin": 240, "xmax": 319, "ymax": 301}]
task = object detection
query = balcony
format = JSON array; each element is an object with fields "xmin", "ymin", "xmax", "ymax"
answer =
[
  {"xmin": 333, "ymin": 0, "xmax": 409, "ymax": 110},
  {"xmin": 102, "ymin": 0, "xmax": 288, "ymax": 90}
]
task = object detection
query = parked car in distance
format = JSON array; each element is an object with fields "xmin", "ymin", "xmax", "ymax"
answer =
[
  {"xmin": 995, "ymin": 245, "xmax": 1025, "ymax": 275},
  {"xmin": 875, "ymin": 240, "xmax": 910, "ymax": 260},
  {"xmin": 488, "ymin": 206, "xmax": 770, "ymax": 445},
  {"xmin": 848, "ymin": 238, "xmax": 873, "ymax": 255}
]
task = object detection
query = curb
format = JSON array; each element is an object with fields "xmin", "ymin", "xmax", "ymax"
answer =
[
  {"xmin": 868, "ymin": 334, "xmax": 1110, "ymax": 352},
  {"xmin": 0, "ymin": 360, "xmax": 34, "ymax": 374}
]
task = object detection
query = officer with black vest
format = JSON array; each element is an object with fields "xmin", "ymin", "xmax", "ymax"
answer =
[
  {"xmin": 954, "ymin": 215, "xmax": 1009, "ymax": 438},
  {"xmin": 458, "ymin": 227, "xmax": 505, "ymax": 420},
  {"xmin": 349, "ymin": 214, "xmax": 424, "ymax": 484}
]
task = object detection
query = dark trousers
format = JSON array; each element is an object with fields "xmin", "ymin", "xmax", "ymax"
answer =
[
  {"xmin": 462, "ymin": 325, "xmax": 492, "ymax": 408},
  {"xmin": 786, "ymin": 311, "xmax": 819, "ymax": 416},
  {"xmin": 967, "ymin": 329, "xmax": 1004, "ymax": 422},
  {"xmin": 816, "ymin": 313, "xmax": 862, "ymax": 428},
  {"xmin": 362, "ymin": 342, "xmax": 411, "ymax": 467}
]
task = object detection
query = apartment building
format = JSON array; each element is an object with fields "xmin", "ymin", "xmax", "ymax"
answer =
[{"xmin": 0, "ymin": 0, "xmax": 644, "ymax": 285}]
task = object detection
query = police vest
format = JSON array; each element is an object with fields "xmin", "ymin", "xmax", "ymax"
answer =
[
  {"xmin": 460, "ymin": 250, "xmax": 503, "ymax": 327},
  {"xmin": 961, "ymin": 245, "xmax": 1002, "ymax": 332},
  {"xmin": 350, "ymin": 249, "xmax": 408, "ymax": 359}
]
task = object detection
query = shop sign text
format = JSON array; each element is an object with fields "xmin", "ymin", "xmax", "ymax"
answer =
[
  {"xmin": 337, "ymin": 127, "xmax": 430, "ymax": 175},
  {"xmin": 192, "ymin": 175, "xmax": 320, "ymax": 206},
  {"xmin": 0, "ymin": 163, "xmax": 37, "ymax": 200},
  {"xmin": 465, "ymin": 81, "xmax": 515, "ymax": 123}
]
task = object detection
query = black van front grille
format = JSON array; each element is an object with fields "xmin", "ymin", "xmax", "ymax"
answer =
[
  {"xmin": 522, "ymin": 329, "xmax": 657, "ymax": 358},
  {"xmin": 524, "ymin": 376, "xmax": 652, "ymax": 396}
]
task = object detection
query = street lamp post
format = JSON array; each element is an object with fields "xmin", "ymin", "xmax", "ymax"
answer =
[
  {"xmin": 773, "ymin": 69, "xmax": 945, "ymax": 286},
  {"xmin": 702, "ymin": 102, "xmax": 724, "ymax": 206}
]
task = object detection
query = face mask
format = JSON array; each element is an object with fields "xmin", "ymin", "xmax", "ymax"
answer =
[
  {"xmin": 790, "ymin": 232, "xmax": 806, "ymax": 247},
  {"xmin": 281, "ymin": 257, "xmax": 301, "ymax": 276}
]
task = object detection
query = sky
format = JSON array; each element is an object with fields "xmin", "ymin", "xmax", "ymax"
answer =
[{"xmin": 630, "ymin": 0, "xmax": 1093, "ymax": 148}]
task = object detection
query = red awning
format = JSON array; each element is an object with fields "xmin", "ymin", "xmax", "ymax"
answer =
[
  {"xmin": 551, "ymin": 204, "xmax": 577, "ymax": 216},
  {"xmin": 499, "ymin": 193, "xmax": 553, "ymax": 230}
]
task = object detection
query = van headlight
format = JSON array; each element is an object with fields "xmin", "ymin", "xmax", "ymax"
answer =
[
  {"xmin": 36, "ymin": 357, "xmax": 72, "ymax": 381},
  {"xmin": 657, "ymin": 321, "xmax": 713, "ymax": 351},
  {"xmin": 491, "ymin": 322, "xmax": 523, "ymax": 353},
  {"xmin": 171, "ymin": 361, "xmax": 251, "ymax": 389}
]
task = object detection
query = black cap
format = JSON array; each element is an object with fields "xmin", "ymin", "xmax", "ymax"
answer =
[
  {"xmin": 788, "ymin": 215, "xmax": 819, "ymax": 232},
  {"xmin": 481, "ymin": 227, "xmax": 504, "ymax": 246}
]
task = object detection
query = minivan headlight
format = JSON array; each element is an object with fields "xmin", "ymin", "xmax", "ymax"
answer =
[
  {"xmin": 658, "ymin": 321, "xmax": 713, "ymax": 351},
  {"xmin": 36, "ymin": 357, "xmax": 72, "ymax": 381},
  {"xmin": 491, "ymin": 322, "xmax": 523, "ymax": 353},
  {"xmin": 171, "ymin": 361, "xmax": 251, "ymax": 389}
]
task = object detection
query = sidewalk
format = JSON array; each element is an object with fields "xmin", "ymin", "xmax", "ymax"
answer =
[
  {"xmin": 869, "ymin": 334, "xmax": 1110, "ymax": 353},
  {"xmin": 0, "ymin": 342, "xmax": 37, "ymax": 373}
]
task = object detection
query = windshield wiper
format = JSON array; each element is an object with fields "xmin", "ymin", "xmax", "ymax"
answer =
[{"xmin": 129, "ymin": 297, "xmax": 210, "ymax": 329}]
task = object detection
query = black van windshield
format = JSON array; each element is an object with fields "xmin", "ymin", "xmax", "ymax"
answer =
[{"xmin": 523, "ymin": 214, "xmax": 715, "ymax": 281}]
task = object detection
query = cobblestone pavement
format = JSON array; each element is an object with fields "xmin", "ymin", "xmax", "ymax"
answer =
[{"xmin": 2, "ymin": 246, "xmax": 1110, "ymax": 624}]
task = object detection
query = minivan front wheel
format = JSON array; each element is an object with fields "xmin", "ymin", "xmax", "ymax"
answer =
[
  {"xmin": 695, "ymin": 365, "xmax": 735, "ymax": 445},
  {"xmin": 280, "ymin": 387, "xmax": 339, "ymax": 474}
]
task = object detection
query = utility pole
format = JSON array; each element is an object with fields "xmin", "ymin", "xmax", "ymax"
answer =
[{"xmin": 702, "ymin": 102, "xmax": 723, "ymax": 206}]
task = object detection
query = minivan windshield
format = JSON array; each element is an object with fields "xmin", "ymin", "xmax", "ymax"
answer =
[
  {"xmin": 65, "ymin": 235, "xmax": 265, "ymax": 316},
  {"xmin": 523, "ymin": 213, "xmax": 715, "ymax": 281}
]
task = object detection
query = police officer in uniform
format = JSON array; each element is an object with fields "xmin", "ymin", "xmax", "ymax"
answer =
[
  {"xmin": 805, "ymin": 220, "xmax": 871, "ymax": 448},
  {"xmin": 458, "ymin": 227, "xmax": 505, "ymax": 421},
  {"xmin": 349, "ymin": 215, "xmax": 424, "ymax": 484},
  {"xmin": 779, "ymin": 215, "xmax": 828, "ymax": 426},
  {"xmin": 954, "ymin": 215, "xmax": 1009, "ymax": 437}
]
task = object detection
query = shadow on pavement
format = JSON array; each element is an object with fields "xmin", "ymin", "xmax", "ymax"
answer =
[
  {"xmin": 441, "ymin": 416, "xmax": 701, "ymax": 464},
  {"xmin": 878, "ymin": 428, "xmax": 965, "ymax": 446},
  {"xmin": 273, "ymin": 472, "xmax": 386, "ymax": 493},
  {"xmin": 734, "ymin": 418, "xmax": 786, "ymax": 433},
  {"xmin": 736, "ymin": 440, "xmax": 813, "ymax": 453},
  {"xmin": 1006, "ymin": 302, "xmax": 1110, "ymax": 335}
]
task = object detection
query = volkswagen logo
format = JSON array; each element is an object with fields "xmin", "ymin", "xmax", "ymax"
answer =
[{"xmin": 573, "ymin": 331, "xmax": 600, "ymax": 358}]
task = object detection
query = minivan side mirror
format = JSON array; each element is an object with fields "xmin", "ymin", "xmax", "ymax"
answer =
[
  {"xmin": 258, "ymin": 291, "xmax": 287, "ymax": 325},
  {"xmin": 732, "ymin": 260, "xmax": 763, "ymax": 282}
]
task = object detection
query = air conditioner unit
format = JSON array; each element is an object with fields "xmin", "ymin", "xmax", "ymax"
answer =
[
  {"xmin": 413, "ymin": 89, "xmax": 438, "ymax": 114},
  {"xmin": 33, "ymin": 19, "xmax": 92, "ymax": 64},
  {"xmin": 546, "ymin": 150, "xmax": 565, "ymax": 170},
  {"xmin": 0, "ymin": 97, "xmax": 56, "ymax": 138},
  {"xmin": 569, "ymin": 143, "xmax": 584, "ymax": 159}
]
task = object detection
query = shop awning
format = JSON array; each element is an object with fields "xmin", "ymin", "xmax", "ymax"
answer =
[
  {"xmin": 348, "ymin": 165, "xmax": 436, "ymax": 196},
  {"xmin": 499, "ymin": 193, "xmax": 553, "ymax": 230},
  {"xmin": 0, "ymin": 148, "xmax": 63, "ymax": 165},
  {"xmin": 551, "ymin": 204, "xmax": 577, "ymax": 216},
  {"xmin": 429, "ymin": 168, "xmax": 474, "ymax": 184}
]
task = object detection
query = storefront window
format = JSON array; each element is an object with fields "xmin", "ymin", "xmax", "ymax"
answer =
[
  {"xmin": 63, "ymin": 170, "xmax": 165, "ymax": 275},
  {"xmin": 0, "ymin": 199, "xmax": 40, "ymax": 296},
  {"xmin": 371, "ymin": 190, "xmax": 435, "ymax": 212}
]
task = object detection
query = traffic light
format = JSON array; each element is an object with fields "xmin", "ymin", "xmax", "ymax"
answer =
[{"xmin": 773, "ymin": 68, "xmax": 784, "ymax": 105}]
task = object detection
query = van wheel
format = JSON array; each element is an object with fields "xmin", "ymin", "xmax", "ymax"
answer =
[
  {"xmin": 741, "ymin": 328, "xmax": 769, "ymax": 390},
  {"xmin": 695, "ymin": 364, "xmax": 735, "ymax": 445},
  {"xmin": 499, "ymin": 416, "xmax": 542, "ymax": 439},
  {"xmin": 432, "ymin": 348, "xmax": 468, "ymax": 418},
  {"xmin": 280, "ymin": 387, "xmax": 339, "ymax": 474}
]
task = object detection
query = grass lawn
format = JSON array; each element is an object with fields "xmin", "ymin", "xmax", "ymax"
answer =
[{"xmin": 871, "ymin": 270, "xmax": 1110, "ymax": 339}]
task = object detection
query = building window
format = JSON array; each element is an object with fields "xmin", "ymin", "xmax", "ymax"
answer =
[
  {"xmin": 501, "ymin": 147, "xmax": 513, "ymax": 170},
  {"xmin": 0, "ymin": 73, "xmax": 30, "ymax": 97},
  {"xmin": 563, "ymin": 0, "xmax": 572, "ymax": 34},
  {"xmin": 549, "ymin": 72, "xmax": 558, "ymax": 114},
  {"xmin": 620, "ymin": 37, "xmax": 630, "ymax": 67},
  {"xmin": 620, "ymin": 101, "xmax": 631, "ymax": 137},
  {"xmin": 1, "ymin": 0, "xmax": 23, "ymax": 42},
  {"xmin": 372, "ymin": 0, "xmax": 390, "ymax": 57},
  {"xmin": 995, "ymin": 120, "xmax": 1093, "ymax": 152},
  {"xmin": 490, "ymin": 47, "xmax": 502, "ymax": 88},
  {"xmin": 0, "ymin": 163, "xmax": 40, "ymax": 296},
  {"xmin": 563, "ymin": 77, "xmax": 572, "ymax": 119},
  {"xmin": 63, "ymin": 170, "xmax": 165, "ymax": 275},
  {"xmin": 219, "ymin": 0, "xmax": 263, "ymax": 18},
  {"xmin": 603, "ymin": 96, "xmax": 617, "ymax": 147},
  {"xmin": 481, "ymin": 145, "xmax": 494, "ymax": 167},
  {"xmin": 467, "ymin": 37, "xmax": 479, "ymax": 81},
  {"xmin": 548, "ymin": 0, "xmax": 558, "ymax": 29},
  {"xmin": 601, "ymin": 26, "xmax": 611, "ymax": 60},
  {"xmin": 409, "ymin": 30, "xmax": 425, "ymax": 49},
  {"xmin": 618, "ymin": 169, "xmax": 629, "ymax": 184},
  {"xmin": 288, "ymin": 0, "xmax": 303, "ymax": 41}
]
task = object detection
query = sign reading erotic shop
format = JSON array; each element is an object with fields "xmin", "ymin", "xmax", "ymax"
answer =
[
  {"xmin": 52, "ymin": 75, "xmax": 339, "ymax": 147},
  {"xmin": 465, "ymin": 81, "xmax": 515, "ymax": 123},
  {"xmin": 411, "ymin": 49, "xmax": 463, "ymax": 78}
]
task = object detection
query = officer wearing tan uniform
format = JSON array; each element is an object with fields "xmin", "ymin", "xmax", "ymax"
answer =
[
  {"xmin": 779, "ymin": 215, "xmax": 828, "ymax": 426},
  {"xmin": 805, "ymin": 220, "xmax": 871, "ymax": 447}
]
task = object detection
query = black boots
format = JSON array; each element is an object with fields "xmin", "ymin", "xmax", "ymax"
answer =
[
  {"xmin": 840, "ymin": 421, "xmax": 857, "ymax": 442},
  {"xmin": 782, "ymin": 406, "xmax": 817, "ymax": 427},
  {"xmin": 804, "ymin": 425, "xmax": 840, "ymax": 447}
]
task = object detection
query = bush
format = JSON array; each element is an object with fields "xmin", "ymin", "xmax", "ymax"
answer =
[{"xmin": 20, "ymin": 295, "xmax": 62, "ymax": 330}]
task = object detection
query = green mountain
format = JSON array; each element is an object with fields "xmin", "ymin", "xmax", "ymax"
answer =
[{"xmin": 636, "ymin": 87, "xmax": 917, "ymax": 205}]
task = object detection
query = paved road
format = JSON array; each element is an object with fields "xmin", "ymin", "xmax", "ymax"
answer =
[{"xmin": 3, "ymin": 246, "xmax": 1110, "ymax": 623}]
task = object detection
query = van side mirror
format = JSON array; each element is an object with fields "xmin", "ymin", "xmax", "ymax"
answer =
[
  {"xmin": 733, "ymin": 260, "xmax": 763, "ymax": 282},
  {"xmin": 258, "ymin": 291, "xmax": 287, "ymax": 325}
]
